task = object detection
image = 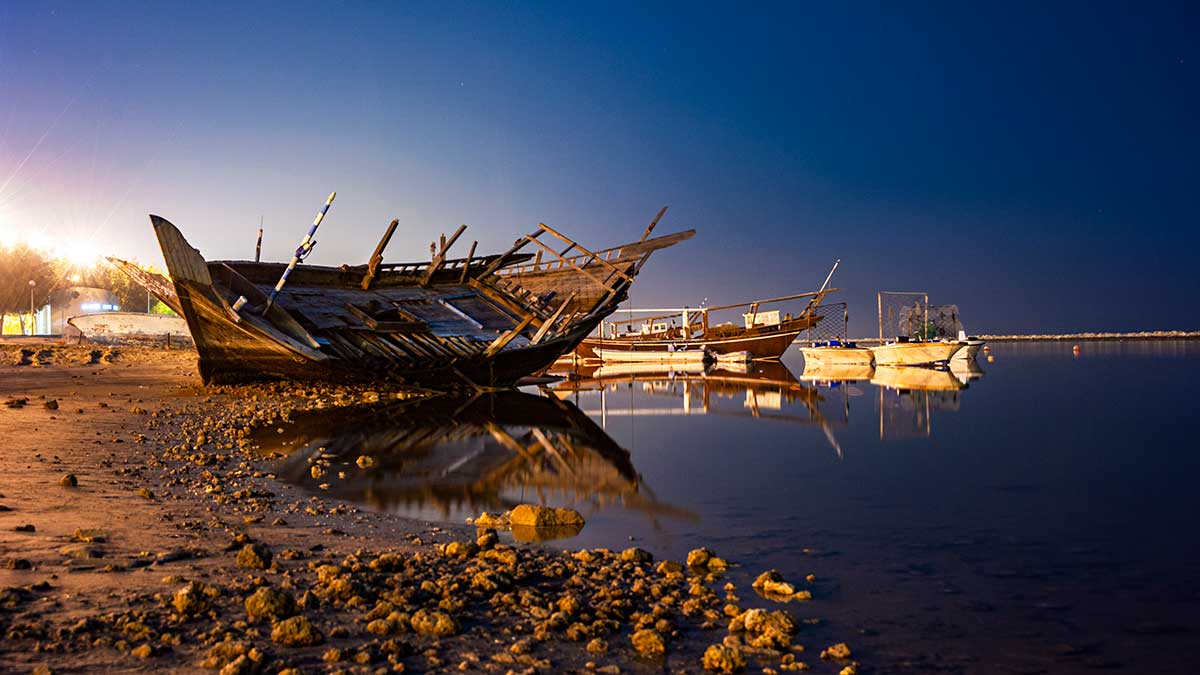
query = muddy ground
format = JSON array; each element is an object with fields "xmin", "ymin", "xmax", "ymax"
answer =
[{"xmin": 0, "ymin": 343, "xmax": 855, "ymax": 675}]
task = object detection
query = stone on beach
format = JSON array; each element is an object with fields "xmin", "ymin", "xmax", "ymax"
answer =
[
  {"xmin": 509, "ymin": 503, "xmax": 585, "ymax": 528},
  {"xmin": 59, "ymin": 473, "xmax": 78, "ymax": 487},
  {"xmin": 271, "ymin": 615, "xmax": 324, "ymax": 646},
  {"xmin": 820, "ymin": 642, "xmax": 852, "ymax": 660},
  {"xmin": 235, "ymin": 542, "xmax": 272, "ymax": 569},
  {"xmin": 631, "ymin": 628, "xmax": 666, "ymax": 657},
  {"xmin": 703, "ymin": 644, "xmax": 747, "ymax": 673},
  {"xmin": 244, "ymin": 586, "xmax": 296, "ymax": 622},
  {"xmin": 411, "ymin": 608, "xmax": 459, "ymax": 637}
]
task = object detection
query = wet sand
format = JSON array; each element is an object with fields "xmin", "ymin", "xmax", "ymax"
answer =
[{"xmin": 0, "ymin": 344, "xmax": 851, "ymax": 675}]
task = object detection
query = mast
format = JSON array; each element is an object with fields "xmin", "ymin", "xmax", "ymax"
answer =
[{"xmin": 265, "ymin": 191, "xmax": 336, "ymax": 311}]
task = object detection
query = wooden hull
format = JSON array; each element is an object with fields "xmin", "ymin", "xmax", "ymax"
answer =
[
  {"xmin": 799, "ymin": 346, "xmax": 874, "ymax": 366},
  {"xmin": 592, "ymin": 347, "xmax": 712, "ymax": 364},
  {"xmin": 134, "ymin": 214, "xmax": 682, "ymax": 389},
  {"xmin": 577, "ymin": 316, "xmax": 816, "ymax": 361},
  {"xmin": 870, "ymin": 341, "xmax": 960, "ymax": 366}
]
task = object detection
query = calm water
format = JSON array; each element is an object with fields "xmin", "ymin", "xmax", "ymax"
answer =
[{"xmin": 263, "ymin": 340, "xmax": 1200, "ymax": 674}]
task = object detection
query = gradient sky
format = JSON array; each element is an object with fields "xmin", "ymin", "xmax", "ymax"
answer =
[{"xmin": 1, "ymin": 1, "xmax": 1197, "ymax": 335}]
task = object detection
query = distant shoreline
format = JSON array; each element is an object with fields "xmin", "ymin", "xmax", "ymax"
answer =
[{"xmin": 839, "ymin": 330, "xmax": 1200, "ymax": 343}]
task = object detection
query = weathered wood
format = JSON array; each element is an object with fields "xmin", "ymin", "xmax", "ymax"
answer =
[
  {"xmin": 483, "ymin": 313, "xmax": 536, "ymax": 358},
  {"xmin": 361, "ymin": 219, "xmax": 400, "ymax": 290},
  {"xmin": 537, "ymin": 223, "xmax": 633, "ymax": 283},
  {"xmin": 459, "ymin": 241, "xmax": 478, "ymax": 283},
  {"xmin": 641, "ymin": 205, "xmax": 669, "ymax": 242},
  {"xmin": 421, "ymin": 224, "xmax": 468, "ymax": 286},
  {"xmin": 530, "ymin": 292, "xmax": 576, "ymax": 345}
]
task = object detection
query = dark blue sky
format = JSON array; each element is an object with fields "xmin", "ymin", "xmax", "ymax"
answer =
[{"xmin": 1, "ymin": 1, "xmax": 1196, "ymax": 334}]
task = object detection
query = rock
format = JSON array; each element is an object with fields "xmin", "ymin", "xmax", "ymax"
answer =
[
  {"xmin": 137, "ymin": 488, "xmax": 155, "ymax": 499},
  {"xmin": 271, "ymin": 615, "xmax": 323, "ymax": 647},
  {"xmin": 236, "ymin": 542, "xmax": 272, "ymax": 569},
  {"xmin": 14, "ymin": 524, "xmax": 35, "ymax": 532},
  {"xmin": 820, "ymin": 643, "xmax": 851, "ymax": 660},
  {"xmin": 735, "ymin": 609, "xmax": 797, "ymax": 650},
  {"xmin": 72, "ymin": 528, "xmax": 108, "ymax": 543},
  {"xmin": 620, "ymin": 547, "xmax": 653, "ymax": 563},
  {"xmin": 474, "ymin": 511, "xmax": 508, "ymax": 529},
  {"xmin": 687, "ymin": 548, "xmax": 714, "ymax": 568},
  {"xmin": 44, "ymin": 399, "xmax": 59, "ymax": 410},
  {"xmin": 440, "ymin": 541, "xmax": 479, "ymax": 558},
  {"xmin": 630, "ymin": 628, "xmax": 666, "ymax": 657},
  {"xmin": 130, "ymin": 644, "xmax": 153, "ymax": 658},
  {"xmin": 586, "ymin": 638, "xmax": 608, "ymax": 653},
  {"xmin": 509, "ymin": 504, "xmax": 584, "ymax": 528},
  {"xmin": 59, "ymin": 474, "xmax": 78, "ymax": 488},
  {"xmin": 703, "ymin": 644, "xmax": 747, "ymax": 673},
  {"xmin": 201, "ymin": 641, "xmax": 250, "ymax": 669},
  {"xmin": 58, "ymin": 544, "xmax": 104, "ymax": 559},
  {"xmin": 753, "ymin": 570, "xmax": 797, "ymax": 597},
  {"xmin": 355, "ymin": 455, "xmax": 374, "ymax": 468},
  {"xmin": 245, "ymin": 586, "xmax": 296, "ymax": 622},
  {"xmin": 411, "ymin": 609, "xmax": 459, "ymax": 637},
  {"xmin": 5, "ymin": 558, "xmax": 32, "ymax": 570},
  {"xmin": 476, "ymin": 528, "xmax": 499, "ymax": 549},
  {"xmin": 173, "ymin": 581, "xmax": 215, "ymax": 617},
  {"xmin": 657, "ymin": 560, "xmax": 684, "ymax": 577},
  {"xmin": 707, "ymin": 556, "xmax": 730, "ymax": 572},
  {"xmin": 838, "ymin": 667, "xmax": 856, "ymax": 675}
]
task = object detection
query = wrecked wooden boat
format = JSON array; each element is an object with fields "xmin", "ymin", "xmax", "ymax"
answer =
[
  {"xmin": 574, "ymin": 260, "xmax": 841, "ymax": 362},
  {"xmin": 123, "ymin": 202, "xmax": 691, "ymax": 387}
]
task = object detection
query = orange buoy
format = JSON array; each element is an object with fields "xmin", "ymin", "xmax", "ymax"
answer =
[
  {"xmin": 1073, "ymin": 344, "xmax": 1081, "ymax": 354},
  {"xmin": 983, "ymin": 345, "xmax": 991, "ymax": 353},
  {"xmin": 987, "ymin": 354, "xmax": 995, "ymax": 363}
]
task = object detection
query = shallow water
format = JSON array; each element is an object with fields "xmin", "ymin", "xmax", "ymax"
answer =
[{"xmin": 265, "ymin": 340, "xmax": 1200, "ymax": 673}]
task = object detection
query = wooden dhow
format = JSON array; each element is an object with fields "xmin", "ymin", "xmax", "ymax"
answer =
[
  {"xmin": 575, "ymin": 260, "xmax": 841, "ymax": 362},
  {"xmin": 118, "ymin": 199, "xmax": 692, "ymax": 388}
]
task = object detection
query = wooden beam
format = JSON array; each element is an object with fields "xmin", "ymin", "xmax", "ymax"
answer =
[
  {"xmin": 537, "ymin": 223, "xmax": 633, "ymax": 283},
  {"xmin": 524, "ymin": 235, "xmax": 614, "ymax": 292},
  {"xmin": 458, "ymin": 241, "xmax": 478, "ymax": 283},
  {"xmin": 529, "ymin": 292, "xmax": 576, "ymax": 345},
  {"xmin": 361, "ymin": 219, "xmax": 400, "ymax": 290},
  {"xmin": 421, "ymin": 223, "xmax": 468, "ymax": 286},
  {"xmin": 477, "ymin": 230, "xmax": 545, "ymax": 278},
  {"xmin": 482, "ymin": 313, "xmax": 535, "ymax": 358},
  {"xmin": 641, "ymin": 205, "xmax": 668, "ymax": 242}
]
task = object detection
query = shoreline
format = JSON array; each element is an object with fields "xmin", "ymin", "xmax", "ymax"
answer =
[
  {"xmin": 1, "ymin": 343, "xmax": 847, "ymax": 674},
  {"xmin": 835, "ymin": 330, "xmax": 1200, "ymax": 344}
]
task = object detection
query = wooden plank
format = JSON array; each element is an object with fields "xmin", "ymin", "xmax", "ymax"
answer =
[
  {"xmin": 483, "ymin": 313, "xmax": 535, "ymax": 358},
  {"xmin": 530, "ymin": 292, "xmax": 576, "ymax": 345},
  {"xmin": 459, "ymin": 241, "xmax": 478, "ymax": 283},
  {"xmin": 537, "ymin": 223, "xmax": 634, "ymax": 283},
  {"xmin": 361, "ymin": 219, "xmax": 400, "ymax": 290},
  {"xmin": 524, "ymin": 236, "xmax": 613, "ymax": 292},
  {"xmin": 640, "ymin": 205, "xmax": 669, "ymax": 242}
]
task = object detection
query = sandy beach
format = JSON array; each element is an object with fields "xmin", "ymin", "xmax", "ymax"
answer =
[{"xmin": 0, "ymin": 343, "xmax": 847, "ymax": 675}]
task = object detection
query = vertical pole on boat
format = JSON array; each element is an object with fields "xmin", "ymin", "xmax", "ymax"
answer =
[
  {"xmin": 877, "ymin": 292, "xmax": 883, "ymax": 341},
  {"xmin": 640, "ymin": 205, "xmax": 669, "ymax": 242},
  {"xmin": 255, "ymin": 218, "xmax": 263, "ymax": 263},
  {"xmin": 265, "ymin": 191, "xmax": 336, "ymax": 312}
]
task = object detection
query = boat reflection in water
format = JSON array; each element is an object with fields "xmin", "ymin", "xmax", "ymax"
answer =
[
  {"xmin": 255, "ymin": 391, "xmax": 687, "ymax": 540},
  {"xmin": 800, "ymin": 357, "xmax": 985, "ymax": 440},
  {"xmin": 551, "ymin": 360, "xmax": 847, "ymax": 457}
]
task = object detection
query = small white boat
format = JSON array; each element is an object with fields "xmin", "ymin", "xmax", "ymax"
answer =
[
  {"xmin": 951, "ymin": 330, "xmax": 986, "ymax": 362},
  {"xmin": 800, "ymin": 340, "xmax": 874, "ymax": 366},
  {"xmin": 870, "ymin": 339, "xmax": 960, "ymax": 366}
]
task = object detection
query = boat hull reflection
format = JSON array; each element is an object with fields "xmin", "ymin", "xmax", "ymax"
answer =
[{"xmin": 253, "ymin": 392, "xmax": 686, "ymax": 537}]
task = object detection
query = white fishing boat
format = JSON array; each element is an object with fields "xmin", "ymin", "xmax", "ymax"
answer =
[
  {"xmin": 870, "ymin": 338, "xmax": 961, "ymax": 366},
  {"xmin": 797, "ymin": 303, "xmax": 874, "ymax": 366},
  {"xmin": 871, "ymin": 291, "xmax": 961, "ymax": 366}
]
